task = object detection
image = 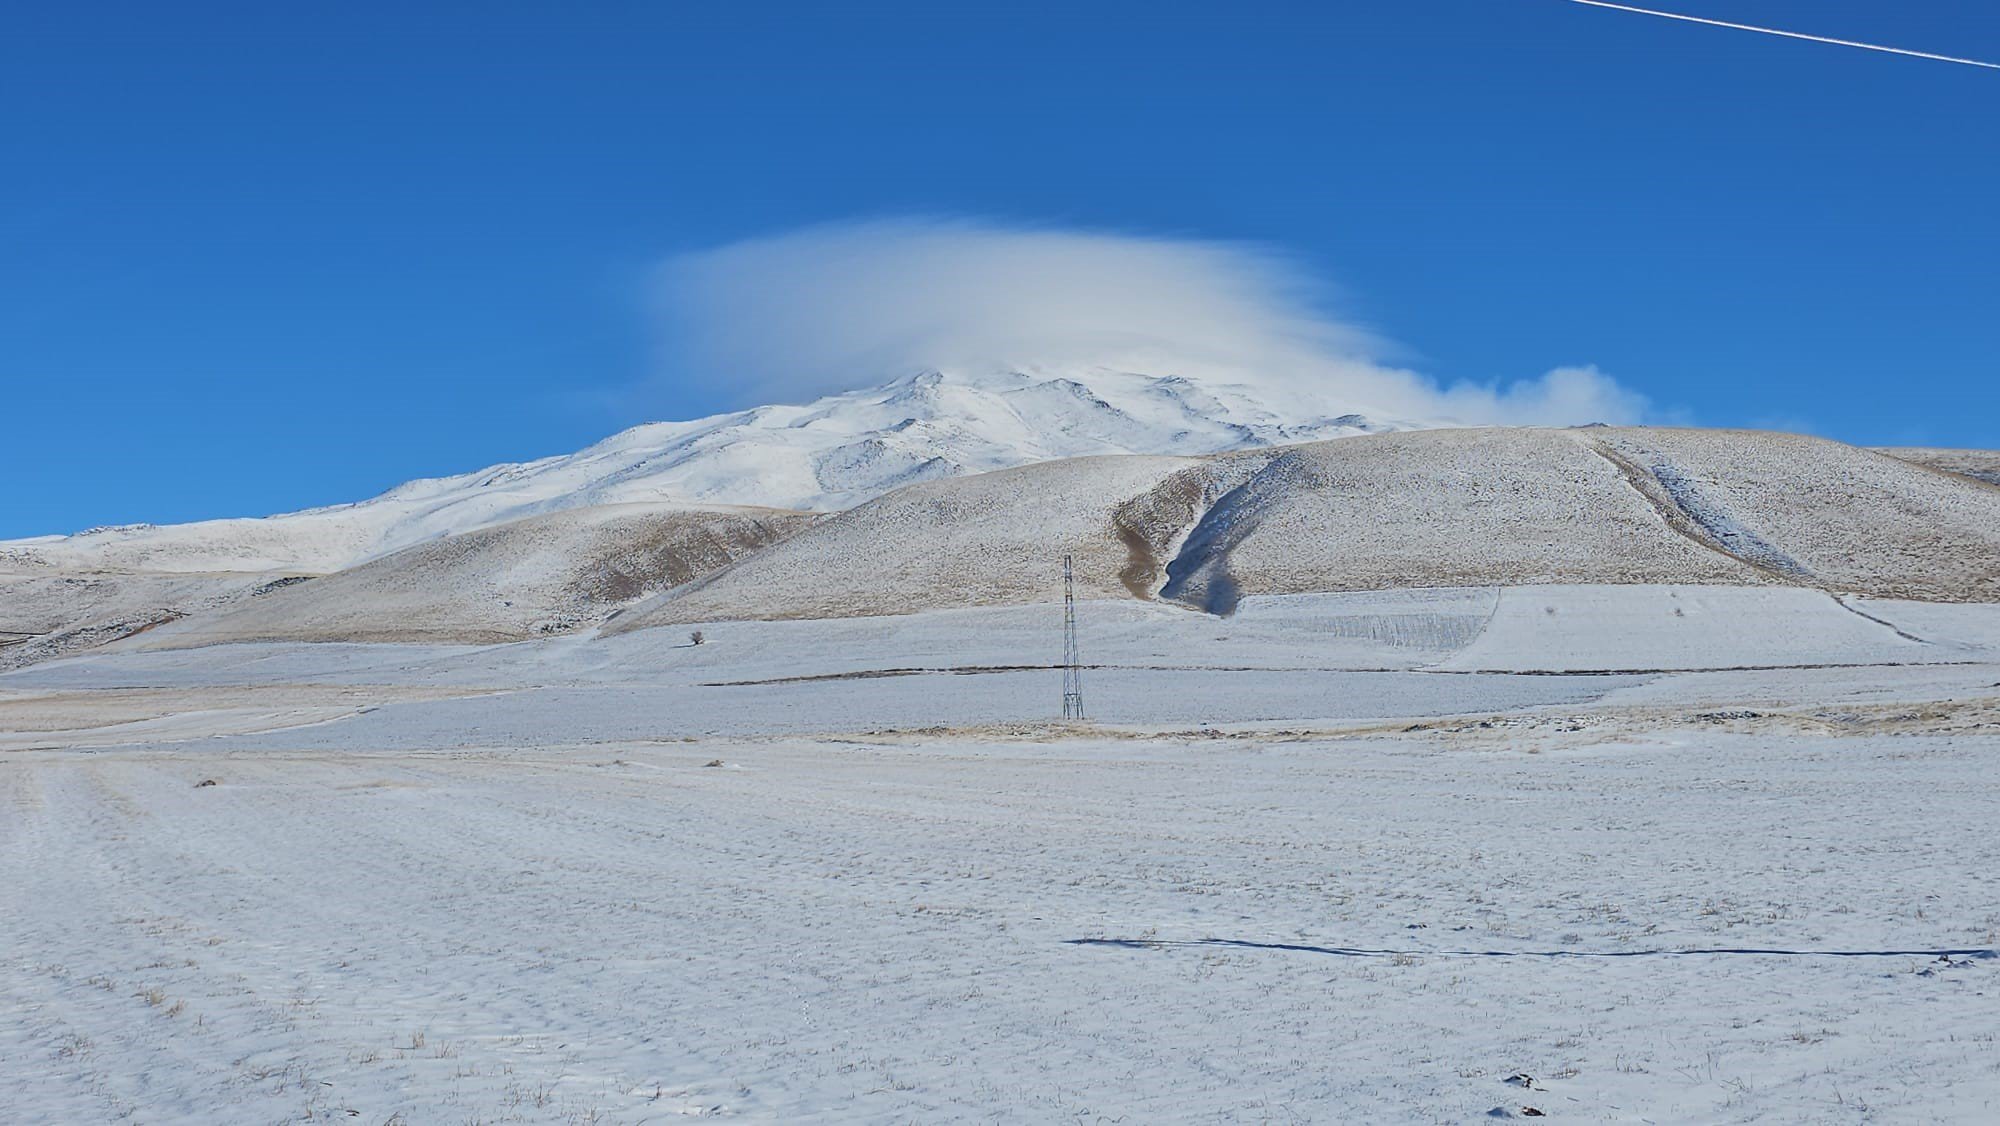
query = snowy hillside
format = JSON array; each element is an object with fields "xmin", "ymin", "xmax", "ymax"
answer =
[
  {"xmin": 0, "ymin": 366, "xmax": 1399, "ymax": 575},
  {"xmin": 614, "ymin": 427, "xmax": 2000, "ymax": 630},
  {"xmin": 132, "ymin": 503, "xmax": 814, "ymax": 648}
]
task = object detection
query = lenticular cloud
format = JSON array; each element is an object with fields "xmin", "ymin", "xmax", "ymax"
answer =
[{"xmin": 655, "ymin": 216, "xmax": 1650, "ymax": 427}]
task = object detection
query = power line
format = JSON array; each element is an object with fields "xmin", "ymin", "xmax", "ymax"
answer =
[
  {"xmin": 1062, "ymin": 554, "xmax": 1084, "ymax": 722},
  {"xmin": 1563, "ymin": 0, "xmax": 2000, "ymax": 70}
]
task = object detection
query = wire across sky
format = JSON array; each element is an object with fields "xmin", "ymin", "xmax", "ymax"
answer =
[{"xmin": 1563, "ymin": 0, "xmax": 2000, "ymax": 69}]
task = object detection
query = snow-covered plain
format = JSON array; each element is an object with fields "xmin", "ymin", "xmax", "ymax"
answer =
[{"xmin": 5, "ymin": 586, "xmax": 1999, "ymax": 1123}]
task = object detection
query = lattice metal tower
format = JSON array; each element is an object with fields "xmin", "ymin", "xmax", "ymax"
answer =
[{"xmin": 1061, "ymin": 554, "xmax": 1085, "ymax": 720}]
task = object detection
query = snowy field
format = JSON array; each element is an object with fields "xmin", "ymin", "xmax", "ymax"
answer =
[{"xmin": 5, "ymin": 586, "xmax": 2000, "ymax": 1123}]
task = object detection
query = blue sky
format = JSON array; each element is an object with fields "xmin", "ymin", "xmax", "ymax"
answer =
[{"xmin": 5, "ymin": 0, "xmax": 1997, "ymax": 537}]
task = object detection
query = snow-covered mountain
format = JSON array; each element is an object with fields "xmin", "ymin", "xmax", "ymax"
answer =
[{"xmin": 2, "ymin": 366, "xmax": 1410, "ymax": 575}]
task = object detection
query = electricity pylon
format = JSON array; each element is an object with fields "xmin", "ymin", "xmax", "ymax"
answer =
[{"xmin": 1062, "ymin": 554, "xmax": 1084, "ymax": 721}]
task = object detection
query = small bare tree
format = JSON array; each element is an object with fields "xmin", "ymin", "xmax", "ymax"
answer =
[{"xmin": 689, "ymin": 629, "xmax": 705, "ymax": 646}]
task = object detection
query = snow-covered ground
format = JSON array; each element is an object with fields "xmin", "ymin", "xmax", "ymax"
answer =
[{"xmin": 5, "ymin": 586, "xmax": 1999, "ymax": 1122}]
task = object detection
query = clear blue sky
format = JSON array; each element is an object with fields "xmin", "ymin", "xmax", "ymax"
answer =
[{"xmin": 5, "ymin": 0, "xmax": 1996, "ymax": 537}]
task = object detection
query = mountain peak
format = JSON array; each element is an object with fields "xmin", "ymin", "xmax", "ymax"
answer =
[{"xmin": 4, "ymin": 365, "xmax": 1404, "ymax": 574}]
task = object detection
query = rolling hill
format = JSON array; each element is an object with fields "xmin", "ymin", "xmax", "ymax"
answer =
[{"xmin": 611, "ymin": 426, "xmax": 2000, "ymax": 631}]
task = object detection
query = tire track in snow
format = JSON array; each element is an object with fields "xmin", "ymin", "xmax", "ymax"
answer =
[{"xmin": 1829, "ymin": 595, "xmax": 1933, "ymax": 645}]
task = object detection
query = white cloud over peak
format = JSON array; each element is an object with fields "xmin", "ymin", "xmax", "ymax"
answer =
[{"xmin": 654, "ymin": 216, "xmax": 1650, "ymax": 427}]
